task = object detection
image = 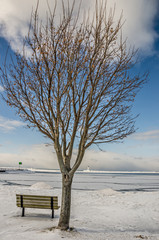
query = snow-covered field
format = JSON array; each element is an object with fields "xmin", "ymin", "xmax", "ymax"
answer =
[{"xmin": 0, "ymin": 170, "xmax": 159, "ymax": 240}]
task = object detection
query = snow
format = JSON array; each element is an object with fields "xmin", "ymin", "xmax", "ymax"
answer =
[
  {"xmin": 0, "ymin": 171, "xmax": 159, "ymax": 240},
  {"xmin": 30, "ymin": 182, "xmax": 53, "ymax": 190}
]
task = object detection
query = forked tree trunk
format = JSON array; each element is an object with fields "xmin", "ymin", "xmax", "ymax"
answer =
[{"xmin": 58, "ymin": 173, "xmax": 73, "ymax": 230}]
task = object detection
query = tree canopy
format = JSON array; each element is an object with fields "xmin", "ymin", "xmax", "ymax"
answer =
[{"xmin": 0, "ymin": 0, "xmax": 147, "ymax": 230}]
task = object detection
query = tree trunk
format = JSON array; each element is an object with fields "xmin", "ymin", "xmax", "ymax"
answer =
[{"xmin": 58, "ymin": 173, "xmax": 73, "ymax": 230}]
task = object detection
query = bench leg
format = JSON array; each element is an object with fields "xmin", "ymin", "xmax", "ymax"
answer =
[
  {"xmin": 52, "ymin": 209, "xmax": 54, "ymax": 218},
  {"xmin": 22, "ymin": 208, "xmax": 25, "ymax": 217}
]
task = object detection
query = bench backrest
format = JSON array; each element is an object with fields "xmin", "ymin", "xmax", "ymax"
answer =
[{"xmin": 16, "ymin": 194, "xmax": 59, "ymax": 210}]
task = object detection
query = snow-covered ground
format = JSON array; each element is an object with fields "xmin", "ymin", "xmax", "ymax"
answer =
[{"xmin": 0, "ymin": 170, "xmax": 159, "ymax": 240}]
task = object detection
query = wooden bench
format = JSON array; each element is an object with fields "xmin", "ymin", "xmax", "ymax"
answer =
[{"xmin": 16, "ymin": 194, "xmax": 60, "ymax": 218}]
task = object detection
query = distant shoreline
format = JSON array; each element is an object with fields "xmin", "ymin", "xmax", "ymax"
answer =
[{"xmin": 0, "ymin": 167, "xmax": 159, "ymax": 174}]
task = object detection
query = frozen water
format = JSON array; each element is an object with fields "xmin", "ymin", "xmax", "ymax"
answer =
[{"xmin": 1, "ymin": 169, "xmax": 159, "ymax": 192}]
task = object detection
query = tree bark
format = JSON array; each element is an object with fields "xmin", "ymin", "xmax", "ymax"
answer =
[{"xmin": 58, "ymin": 173, "xmax": 73, "ymax": 230}]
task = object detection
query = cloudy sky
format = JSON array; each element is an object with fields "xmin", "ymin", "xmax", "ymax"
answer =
[{"xmin": 0, "ymin": 0, "xmax": 159, "ymax": 171}]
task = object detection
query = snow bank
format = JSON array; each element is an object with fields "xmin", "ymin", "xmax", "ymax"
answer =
[
  {"xmin": 16, "ymin": 182, "xmax": 56, "ymax": 197},
  {"xmin": 30, "ymin": 182, "xmax": 53, "ymax": 189},
  {"xmin": 96, "ymin": 188, "xmax": 119, "ymax": 196}
]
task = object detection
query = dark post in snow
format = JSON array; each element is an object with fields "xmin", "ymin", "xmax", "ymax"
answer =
[{"xmin": 0, "ymin": 0, "xmax": 147, "ymax": 230}]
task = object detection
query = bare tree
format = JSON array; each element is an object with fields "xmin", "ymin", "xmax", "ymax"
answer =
[{"xmin": 0, "ymin": 1, "xmax": 147, "ymax": 230}]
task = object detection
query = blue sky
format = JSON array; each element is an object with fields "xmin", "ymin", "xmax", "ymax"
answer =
[{"xmin": 0, "ymin": 0, "xmax": 159, "ymax": 171}]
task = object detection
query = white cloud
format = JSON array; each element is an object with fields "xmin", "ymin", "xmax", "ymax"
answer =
[
  {"xmin": 0, "ymin": 145, "xmax": 158, "ymax": 171},
  {"xmin": 131, "ymin": 130, "xmax": 159, "ymax": 141},
  {"xmin": 0, "ymin": 143, "xmax": 59, "ymax": 169},
  {"xmin": 0, "ymin": 115, "xmax": 25, "ymax": 131},
  {"xmin": 108, "ymin": 0, "xmax": 158, "ymax": 55},
  {"xmin": 81, "ymin": 149, "xmax": 159, "ymax": 171},
  {"xmin": 0, "ymin": 143, "xmax": 158, "ymax": 171},
  {"xmin": 0, "ymin": 0, "xmax": 158, "ymax": 54},
  {"xmin": 0, "ymin": 86, "xmax": 4, "ymax": 92},
  {"xmin": 19, "ymin": 143, "xmax": 59, "ymax": 169}
]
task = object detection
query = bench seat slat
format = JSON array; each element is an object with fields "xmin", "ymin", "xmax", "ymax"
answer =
[
  {"xmin": 16, "ymin": 194, "xmax": 58, "ymax": 197},
  {"xmin": 17, "ymin": 199, "xmax": 58, "ymax": 205},
  {"xmin": 16, "ymin": 203, "xmax": 60, "ymax": 209},
  {"xmin": 16, "ymin": 202, "xmax": 59, "ymax": 208},
  {"xmin": 16, "ymin": 195, "xmax": 58, "ymax": 200}
]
